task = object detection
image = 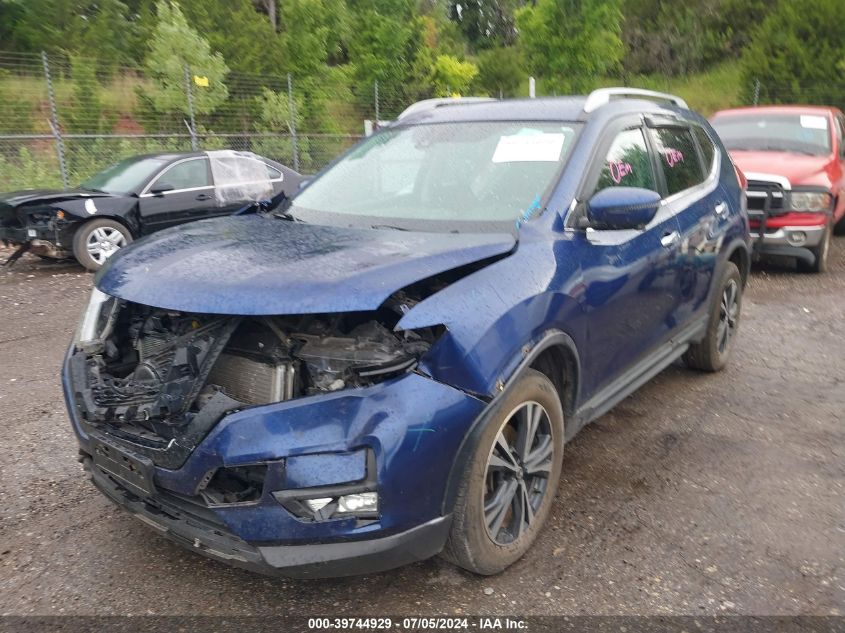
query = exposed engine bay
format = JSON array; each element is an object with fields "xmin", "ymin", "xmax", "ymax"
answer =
[{"xmin": 68, "ymin": 292, "xmax": 441, "ymax": 466}]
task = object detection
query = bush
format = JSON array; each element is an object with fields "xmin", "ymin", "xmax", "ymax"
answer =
[{"xmin": 740, "ymin": 0, "xmax": 845, "ymax": 106}]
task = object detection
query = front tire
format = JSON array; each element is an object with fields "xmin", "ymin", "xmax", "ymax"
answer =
[
  {"xmin": 683, "ymin": 262, "xmax": 742, "ymax": 372},
  {"xmin": 797, "ymin": 224, "xmax": 830, "ymax": 273},
  {"xmin": 72, "ymin": 218, "xmax": 132, "ymax": 272},
  {"xmin": 442, "ymin": 369, "xmax": 564, "ymax": 575}
]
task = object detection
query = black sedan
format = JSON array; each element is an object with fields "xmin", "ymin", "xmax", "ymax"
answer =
[{"xmin": 0, "ymin": 150, "xmax": 302, "ymax": 270}]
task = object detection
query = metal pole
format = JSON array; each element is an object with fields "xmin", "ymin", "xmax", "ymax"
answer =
[
  {"xmin": 42, "ymin": 51, "xmax": 68, "ymax": 188},
  {"xmin": 753, "ymin": 79, "xmax": 761, "ymax": 106},
  {"xmin": 374, "ymin": 79, "xmax": 379, "ymax": 123},
  {"xmin": 184, "ymin": 64, "xmax": 198, "ymax": 150},
  {"xmin": 287, "ymin": 73, "xmax": 300, "ymax": 172},
  {"xmin": 529, "ymin": 77, "xmax": 536, "ymax": 99}
]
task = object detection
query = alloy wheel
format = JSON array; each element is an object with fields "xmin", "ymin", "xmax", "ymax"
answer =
[
  {"xmin": 86, "ymin": 227, "xmax": 127, "ymax": 265},
  {"xmin": 482, "ymin": 401, "xmax": 555, "ymax": 545},
  {"xmin": 717, "ymin": 279, "xmax": 739, "ymax": 354}
]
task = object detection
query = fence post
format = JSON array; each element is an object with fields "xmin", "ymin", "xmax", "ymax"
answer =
[
  {"xmin": 374, "ymin": 79, "xmax": 379, "ymax": 123},
  {"xmin": 184, "ymin": 64, "xmax": 199, "ymax": 151},
  {"xmin": 529, "ymin": 77, "xmax": 536, "ymax": 99},
  {"xmin": 287, "ymin": 73, "xmax": 300, "ymax": 172},
  {"xmin": 42, "ymin": 51, "xmax": 68, "ymax": 188},
  {"xmin": 753, "ymin": 79, "xmax": 761, "ymax": 106}
]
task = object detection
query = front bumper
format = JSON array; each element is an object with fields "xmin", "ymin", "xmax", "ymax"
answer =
[
  {"xmin": 87, "ymin": 455, "xmax": 452, "ymax": 578},
  {"xmin": 0, "ymin": 225, "xmax": 72, "ymax": 258},
  {"xmin": 64, "ymin": 349, "xmax": 485, "ymax": 576},
  {"xmin": 751, "ymin": 224, "xmax": 826, "ymax": 264}
]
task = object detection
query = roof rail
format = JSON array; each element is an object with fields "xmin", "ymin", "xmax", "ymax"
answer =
[
  {"xmin": 397, "ymin": 97, "xmax": 496, "ymax": 120},
  {"xmin": 583, "ymin": 88, "xmax": 688, "ymax": 113}
]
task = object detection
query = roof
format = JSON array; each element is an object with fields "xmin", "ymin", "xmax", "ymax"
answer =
[
  {"xmin": 119, "ymin": 151, "xmax": 205, "ymax": 163},
  {"xmin": 712, "ymin": 105, "xmax": 842, "ymax": 118},
  {"xmin": 394, "ymin": 93, "xmax": 694, "ymax": 127}
]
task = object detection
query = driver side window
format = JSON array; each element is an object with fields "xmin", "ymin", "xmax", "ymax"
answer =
[
  {"xmin": 596, "ymin": 129, "xmax": 656, "ymax": 192},
  {"xmin": 154, "ymin": 158, "xmax": 211, "ymax": 191}
]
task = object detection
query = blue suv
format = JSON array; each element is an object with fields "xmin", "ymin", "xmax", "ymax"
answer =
[{"xmin": 63, "ymin": 89, "xmax": 750, "ymax": 578}]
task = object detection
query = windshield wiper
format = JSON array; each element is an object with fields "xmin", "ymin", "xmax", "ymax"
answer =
[
  {"xmin": 370, "ymin": 223, "xmax": 409, "ymax": 231},
  {"xmin": 273, "ymin": 210, "xmax": 301, "ymax": 222}
]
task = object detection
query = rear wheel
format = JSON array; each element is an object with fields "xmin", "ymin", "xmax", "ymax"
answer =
[
  {"xmin": 441, "ymin": 369, "xmax": 564, "ymax": 575},
  {"xmin": 683, "ymin": 262, "xmax": 742, "ymax": 372},
  {"xmin": 797, "ymin": 224, "xmax": 830, "ymax": 273},
  {"xmin": 72, "ymin": 218, "xmax": 132, "ymax": 272}
]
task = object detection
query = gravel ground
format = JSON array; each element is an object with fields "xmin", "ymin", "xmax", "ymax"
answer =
[{"xmin": 0, "ymin": 241, "xmax": 843, "ymax": 617}]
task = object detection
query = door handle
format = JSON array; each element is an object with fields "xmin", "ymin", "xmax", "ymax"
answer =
[
  {"xmin": 195, "ymin": 193, "xmax": 213, "ymax": 201},
  {"xmin": 661, "ymin": 231, "xmax": 681, "ymax": 248},
  {"xmin": 714, "ymin": 201, "xmax": 728, "ymax": 218}
]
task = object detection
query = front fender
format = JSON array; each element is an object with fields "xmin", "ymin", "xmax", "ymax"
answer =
[
  {"xmin": 398, "ymin": 226, "xmax": 586, "ymax": 399},
  {"xmin": 55, "ymin": 197, "xmax": 141, "ymax": 234}
]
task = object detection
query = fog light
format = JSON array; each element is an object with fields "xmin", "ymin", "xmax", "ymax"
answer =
[
  {"xmin": 789, "ymin": 231, "xmax": 807, "ymax": 246},
  {"xmin": 27, "ymin": 228, "xmax": 37, "ymax": 238},
  {"xmin": 304, "ymin": 497, "xmax": 333, "ymax": 512},
  {"xmin": 337, "ymin": 492, "xmax": 378, "ymax": 514}
]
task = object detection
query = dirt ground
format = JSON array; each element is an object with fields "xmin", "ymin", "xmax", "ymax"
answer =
[{"xmin": 0, "ymin": 241, "xmax": 842, "ymax": 617}]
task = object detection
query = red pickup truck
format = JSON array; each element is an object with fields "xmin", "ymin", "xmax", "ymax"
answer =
[{"xmin": 711, "ymin": 105, "xmax": 845, "ymax": 273}]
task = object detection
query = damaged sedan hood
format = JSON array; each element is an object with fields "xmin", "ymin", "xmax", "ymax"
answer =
[
  {"xmin": 0, "ymin": 188, "xmax": 116, "ymax": 208},
  {"xmin": 96, "ymin": 215, "xmax": 515, "ymax": 315}
]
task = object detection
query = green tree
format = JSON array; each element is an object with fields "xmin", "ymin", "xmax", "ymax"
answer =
[
  {"xmin": 143, "ymin": 0, "xmax": 229, "ymax": 115},
  {"xmin": 429, "ymin": 55, "xmax": 479, "ymax": 96},
  {"xmin": 476, "ymin": 46, "xmax": 524, "ymax": 97},
  {"xmin": 740, "ymin": 0, "xmax": 845, "ymax": 105},
  {"xmin": 66, "ymin": 55, "xmax": 109, "ymax": 133},
  {"xmin": 516, "ymin": 0, "xmax": 623, "ymax": 93},
  {"xmin": 177, "ymin": 0, "xmax": 279, "ymax": 75},
  {"xmin": 448, "ymin": 0, "xmax": 521, "ymax": 49}
]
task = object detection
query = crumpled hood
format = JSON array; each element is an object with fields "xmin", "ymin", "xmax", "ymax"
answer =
[
  {"xmin": 729, "ymin": 151, "xmax": 833, "ymax": 187},
  {"xmin": 96, "ymin": 215, "xmax": 516, "ymax": 315},
  {"xmin": 0, "ymin": 188, "xmax": 115, "ymax": 208}
]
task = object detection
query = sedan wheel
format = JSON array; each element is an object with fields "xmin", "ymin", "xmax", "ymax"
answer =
[{"xmin": 72, "ymin": 218, "xmax": 133, "ymax": 272}]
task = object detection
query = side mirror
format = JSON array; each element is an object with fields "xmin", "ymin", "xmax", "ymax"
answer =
[
  {"xmin": 150, "ymin": 182, "xmax": 174, "ymax": 196},
  {"xmin": 587, "ymin": 187, "xmax": 661, "ymax": 230}
]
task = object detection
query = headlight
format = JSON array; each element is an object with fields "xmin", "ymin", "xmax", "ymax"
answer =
[
  {"xmin": 73, "ymin": 288, "xmax": 118, "ymax": 351},
  {"xmin": 789, "ymin": 191, "xmax": 832, "ymax": 212}
]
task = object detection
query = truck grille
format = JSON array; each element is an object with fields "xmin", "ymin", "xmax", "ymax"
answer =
[{"xmin": 746, "ymin": 180, "xmax": 786, "ymax": 214}]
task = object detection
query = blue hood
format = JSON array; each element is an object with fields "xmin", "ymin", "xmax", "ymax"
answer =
[{"xmin": 96, "ymin": 215, "xmax": 516, "ymax": 315}]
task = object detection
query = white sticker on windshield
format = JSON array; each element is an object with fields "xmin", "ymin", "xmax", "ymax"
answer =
[
  {"xmin": 800, "ymin": 115, "xmax": 828, "ymax": 130},
  {"xmin": 492, "ymin": 133, "xmax": 565, "ymax": 163}
]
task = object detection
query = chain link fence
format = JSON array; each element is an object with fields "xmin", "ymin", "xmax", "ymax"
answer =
[
  {"xmin": 3, "ymin": 48, "xmax": 844, "ymax": 192},
  {"xmin": 0, "ymin": 50, "xmax": 416, "ymax": 190}
]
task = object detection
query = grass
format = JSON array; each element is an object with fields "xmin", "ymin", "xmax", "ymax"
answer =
[{"xmin": 527, "ymin": 61, "xmax": 745, "ymax": 117}]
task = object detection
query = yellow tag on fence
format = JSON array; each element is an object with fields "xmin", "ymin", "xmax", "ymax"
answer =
[{"xmin": 193, "ymin": 75, "xmax": 209, "ymax": 87}]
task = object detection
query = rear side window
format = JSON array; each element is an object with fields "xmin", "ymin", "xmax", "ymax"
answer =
[
  {"xmin": 595, "ymin": 128, "xmax": 656, "ymax": 192},
  {"xmin": 693, "ymin": 126, "xmax": 716, "ymax": 174},
  {"xmin": 650, "ymin": 127, "xmax": 704, "ymax": 195}
]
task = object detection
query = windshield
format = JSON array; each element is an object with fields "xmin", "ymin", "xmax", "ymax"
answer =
[
  {"xmin": 289, "ymin": 121, "xmax": 579, "ymax": 230},
  {"xmin": 711, "ymin": 112, "xmax": 831, "ymax": 156},
  {"xmin": 80, "ymin": 157, "xmax": 168, "ymax": 194}
]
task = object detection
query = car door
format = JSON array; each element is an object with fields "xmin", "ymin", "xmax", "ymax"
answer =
[
  {"xmin": 647, "ymin": 122, "xmax": 722, "ymax": 326},
  {"xmin": 138, "ymin": 157, "xmax": 216, "ymax": 233},
  {"xmin": 571, "ymin": 123, "xmax": 684, "ymax": 399}
]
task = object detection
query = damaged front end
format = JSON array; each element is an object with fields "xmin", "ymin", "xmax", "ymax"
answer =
[
  {"xmin": 67, "ymin": 289, "xmax": 443, "ymax": 470},
  {"xmin": 0, "ymin": 202, "xmax": 75, "ymax": 260}
]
